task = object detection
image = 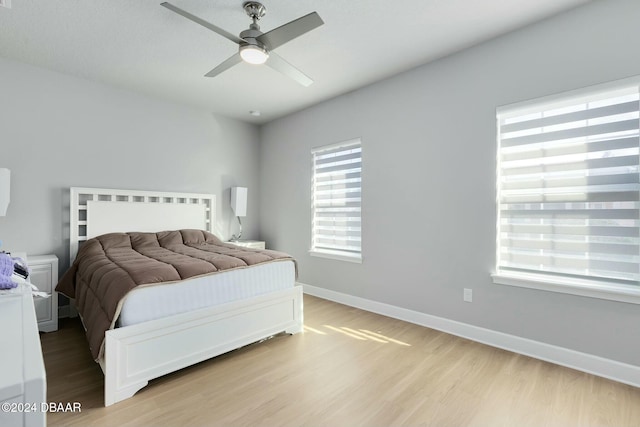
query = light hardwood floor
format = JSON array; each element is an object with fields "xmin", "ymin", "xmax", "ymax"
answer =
[{"xmin": 40, "ymin": 295, "xmax": 640, "ymax": 427}]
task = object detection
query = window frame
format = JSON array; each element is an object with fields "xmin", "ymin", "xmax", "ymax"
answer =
[
  {"xmin": 493, "ymin": 76, "xmax": 640, "ymax": 304},
  {"xmin": 309, "ymin": 138, "xmax": 363, "ymax": 263}
]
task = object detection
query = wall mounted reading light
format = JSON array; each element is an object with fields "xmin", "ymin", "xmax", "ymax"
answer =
[
  {"xmin": 0, "ymin": 168, "xmax": 10, "ymax": 216},
  {"xmin": 230, "ymin": 187, "xmax": 248, "ymax": 241}
]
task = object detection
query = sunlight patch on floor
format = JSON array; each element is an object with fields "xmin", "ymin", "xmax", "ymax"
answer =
[
  {"xmin": 341, "ymin": 327, "xmax": 388, "ymax": 343},
  {"xmin": 323, "ymin": 325, "xmax": 367, "ymax": 340},
  {"xmin": 304, "ymin": 325, "xmax": 327, "ymax": 335},
  {"xmin": 359, "ymin": 329, "xmax": 411, "ymax": 346},
  {"xmin": 309, "ymin": 324, "xmax": 411, "ymax": 346}
]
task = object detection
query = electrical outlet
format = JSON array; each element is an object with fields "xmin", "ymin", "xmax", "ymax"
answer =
[
  {"xmin": 463, "ymin": 288, "xmax": 473, "ymax": 303},
  {"xmin": 0, "ymin": 0, "xmax": 11, "ymax": 9}
]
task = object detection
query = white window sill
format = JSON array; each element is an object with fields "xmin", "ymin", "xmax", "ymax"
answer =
[
  {"xmin": 492, "ymin": 271, "xmax": 640, "ymax": 305},
  {"xmin": 309, "ymin": 249, "xmax": 362, "ymax": 264}
]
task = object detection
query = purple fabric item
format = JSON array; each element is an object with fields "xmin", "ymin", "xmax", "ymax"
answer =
[
  {"xmin": 0, "ymin": 253, "xmax": 17, "ymax": 289},
  {"xmin": 0, "ymin": 276, "xmax": 16, "ymax": 289},
  {"xmin": 0, "ymin": 253, "xmax": 12, "ymax": 275}
]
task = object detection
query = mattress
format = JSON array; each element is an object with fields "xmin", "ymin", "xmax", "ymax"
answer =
[{"xmin": 117, "ymin": 260, "xmax": 296, "ymax": 327}]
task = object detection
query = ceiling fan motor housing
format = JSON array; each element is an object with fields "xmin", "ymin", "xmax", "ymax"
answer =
[
  {"xmin": 240, "ymin": 27, "xmax": 264, "ymax": 45},
  {"xmin": 239, "ymin": 27, "xmax": 268, "ymax": 49}
]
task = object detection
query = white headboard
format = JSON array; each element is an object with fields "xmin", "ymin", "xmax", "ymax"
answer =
[{"xmin": 69, "ymin": 187, "xmax": 216, "ymax": 262}]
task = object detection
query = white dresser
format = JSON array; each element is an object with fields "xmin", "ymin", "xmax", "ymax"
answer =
[{"xmin": 0, "ymin": 284, "xmax": 47, "ymax": 427}]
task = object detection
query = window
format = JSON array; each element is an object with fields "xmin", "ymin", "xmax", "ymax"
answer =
[
  {"xmin": 310, "ymin": 139, "xmax": 362, "ymax": 263},
  {"xmin": 493, "ymin": 78, "xmax": 640, "ymax": 304}
]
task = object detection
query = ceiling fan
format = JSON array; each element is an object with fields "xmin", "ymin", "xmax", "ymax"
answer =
[{"xmin": 161, "ymin": 1, "xmax": 324, "ymax": 86}]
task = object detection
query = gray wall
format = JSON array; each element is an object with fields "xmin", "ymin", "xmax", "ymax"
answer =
[
  {"xmin": 0, "ymin": 57, "xmax": 261, "ymax": 271},
  {"xmin": 259, "ymin": 0, "xmax": 640, "ymax": 366}
]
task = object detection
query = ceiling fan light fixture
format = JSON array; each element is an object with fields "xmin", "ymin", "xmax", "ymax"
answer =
[{"xmin": 240, "ymin": 44, "xmax": 269, "ymax": 65}]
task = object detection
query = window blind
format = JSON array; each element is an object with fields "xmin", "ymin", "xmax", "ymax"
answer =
[
  {"xmin": 311, "ymin": 139, "xmax": 362, "ymax": 259},
  {"xmin": 497, "ymin": 85, "xmax": 640, "ymax": 286}
]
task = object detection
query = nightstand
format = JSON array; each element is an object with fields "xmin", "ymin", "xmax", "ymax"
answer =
[
  {"xmin": 28, "ymin": 255, "xmax": 59, "ymax": 333},
  {"xmin": 230, "ymin": 240, "xmax": 266, "ymax": 250}
]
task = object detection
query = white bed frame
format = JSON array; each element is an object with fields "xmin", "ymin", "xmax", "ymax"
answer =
[{"xmin": 69, "ymin": 187, "xmax": 303, "ymax": 406}]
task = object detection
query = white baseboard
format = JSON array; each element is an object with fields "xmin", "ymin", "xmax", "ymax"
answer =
[{"xmin": 301, "ymin": 283, "xmax": 640, "ymax": 389}]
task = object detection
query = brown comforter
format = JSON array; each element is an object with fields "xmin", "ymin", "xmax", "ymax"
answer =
[{"xmin": 56, "ymin": 229, "xmax": 295, "ymax": 360}]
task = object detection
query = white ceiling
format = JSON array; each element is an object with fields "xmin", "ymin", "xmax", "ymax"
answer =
[{"xmin": 0, "ymin": 0, "xmax": 591, "ymax": 124}]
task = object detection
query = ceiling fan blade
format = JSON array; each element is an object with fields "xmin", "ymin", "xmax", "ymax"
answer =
[
  {"xmin": 256, "ymin": 12, "xmax": 324, "ymax": 50},
  {"xmin": 266, "ymin": 52, "xmax": 313, "ymax": 87},
  {"xmin": 204, "ymin": 53, "xmax": 242, "ymax": 78},
  {"xmin": 161, "ymin": 2, "xmax": 244, "ymax": 45}
]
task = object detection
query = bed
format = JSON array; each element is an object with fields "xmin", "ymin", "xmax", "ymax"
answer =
[{"xmin": 58, "ymin": 187, "xmax": 303, "ymax": 406}]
